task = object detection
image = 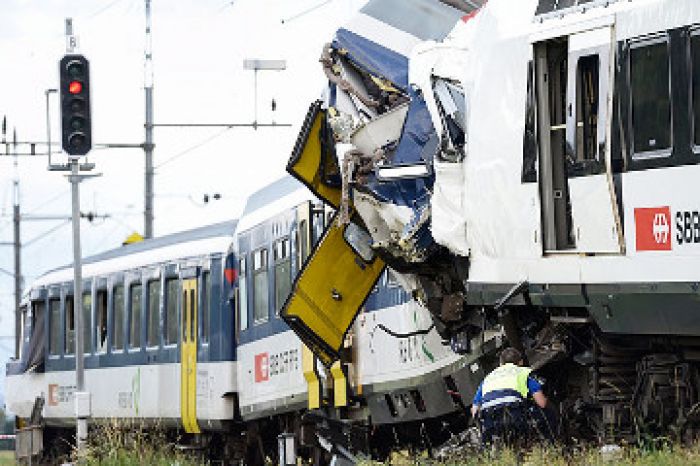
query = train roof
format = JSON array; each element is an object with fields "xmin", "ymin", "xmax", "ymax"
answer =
[
  {"xmin": 236, "ymin": 176, "xmax": 314, "ymax": 233},
  {"xmin": 31, "ymin": 220, "xmax": 237, "ymax": 289}
]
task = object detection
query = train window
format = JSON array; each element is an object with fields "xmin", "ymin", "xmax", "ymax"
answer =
[
  {"xmin": 253, "ymin": 249, "xmax": 269, "ymax": 323},
  {"xmin": 299, "ymin": 220, "xmax": 309, "ymax": 264},
  {"xmin": 65, "ymin": 296, "xmax": 74, "ymax": 355},
  {"xmin": 82, "ymin": 293, "xmax": 92, "ymax": 354},
  {"xmin": 274, "ymin": 238, "xmax": 291, "ymax": 314},
  {"xmin": 575, "ymin": 55, "xmax": 599, "ymax": 162},
  {"xmin": 201, "ymin": 272, "xmax": 210, "ymax": 343},
  {"xmin": 31, "ymin": 300, "xmax": 44, "ymax": 332},
  {"xmin": 147, "ymin": 280, "xmax": 160, "ymax": 347},
  {"xmin": 113, "ymin": 285, "xmax": 124, "ymax": 351},
  {"xmin": 691, "ymin": 34, "xmax": 700, "ymax": 147},
  {"xmin": 95, "ymin": 290, "xmax": 107, "ymax": 353},
  {"xmin": 49, "ymin": 299, "xmax": 60, "ymax": 356},
  {"xmin": 344, "ymin": 223, "xmax": 375, "ymax": 261},
  {"xmin": 239, "ymin": 258, "xmax": 248, "ymax": 331},
  {"xmin": 129, "ymin": 283, "xmax": 142, "ymax": 349},
  {"xmin": 630, "ymin": 38, "xmax": 672, "ymax": 157},
  {"xmin": 165, "ymin": 279, "xmax": 178, "ymax": 345}
]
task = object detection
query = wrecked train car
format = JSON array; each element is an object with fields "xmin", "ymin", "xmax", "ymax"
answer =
[{"xmin": 283, "ymin": 0, "xmax": 700, "ymax": 441}]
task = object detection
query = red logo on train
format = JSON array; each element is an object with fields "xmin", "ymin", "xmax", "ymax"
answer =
[
  {"xmin": 255, "ymin": 353, "xmax": 269, "ymax": 382},
  {"xmin": 635, "ymin": 206, "xmax": 672, "ymax": 251}
]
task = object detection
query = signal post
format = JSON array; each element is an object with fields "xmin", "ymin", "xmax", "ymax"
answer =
[{"xmin": 57, "ymin": 47, "xmax": 96, "ymax": 457}]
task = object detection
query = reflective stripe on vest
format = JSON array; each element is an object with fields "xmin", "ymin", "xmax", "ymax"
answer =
[{"xmin": 481, "ymin": 363, "xmax": 532, "ymax": 400}]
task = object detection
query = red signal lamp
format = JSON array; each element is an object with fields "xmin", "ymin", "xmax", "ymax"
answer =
[{"xmin": 69, "ymin": 81, "xmax": 83, "ymax": 94}]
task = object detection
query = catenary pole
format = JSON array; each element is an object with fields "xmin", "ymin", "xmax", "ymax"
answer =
[{"xmin": 144, "ymin": 0, "xmax": 154, "ymax": 238}]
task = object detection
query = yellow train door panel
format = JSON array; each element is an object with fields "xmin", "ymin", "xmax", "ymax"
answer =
[
  {"xmin": 180, "ymin": 278, "xmax": 200, "ymax": 434},
  {"xmin": 287, "ymin": 100, "xmax": 342, "ymax": 209},
  {"xmin": 282, "ymin": 216, "xmax": 385, "ymax": 366}
]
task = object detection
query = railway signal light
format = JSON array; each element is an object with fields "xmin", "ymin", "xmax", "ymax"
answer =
[{"xmin": 60, "ymin": 54, "xmax": 92, "ymax": 156}]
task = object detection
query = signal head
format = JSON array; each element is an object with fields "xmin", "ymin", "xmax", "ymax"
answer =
[{"xmin": 59, "ymin": 54, "xmax": 92, "ymax": 156}]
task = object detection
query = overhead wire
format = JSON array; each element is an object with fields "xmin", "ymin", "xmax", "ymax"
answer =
[
  {"xmin": 281, "ymin": 0, "xmax": 334, "ymax": 24},
  {"xmin": 155, "ymin": 127, "xmax": 234, "ymax": 170},
  {"xmin": 87, "ymin": 0, "xmax": 127, "ymax": 19}
]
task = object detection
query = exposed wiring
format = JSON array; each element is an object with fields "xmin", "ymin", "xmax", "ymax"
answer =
[{"xmin": 371, "ymin": 323, "xmax": 435, "ymax": 339}]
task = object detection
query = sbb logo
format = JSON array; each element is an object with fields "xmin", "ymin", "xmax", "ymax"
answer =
[
  {"xmin": 255, "ymin": 353, "xmax": 269, "ymax": 382},
  {"xmin": 635, "ymin": 207, "xmax": 672, "ymax": 251}
]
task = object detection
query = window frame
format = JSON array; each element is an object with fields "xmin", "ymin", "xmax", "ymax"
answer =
[
  {"xmin": 252, "ymin": 248, "xmax": 270, "ymax": 325},
  {"xmin": 64, "ymin": 294, "xmax": 75, "ymax": 356},
  {"xmin": 238, "ymin": 256, "xmax": 249, "ymax": 332},
  {"xmin": 95, "ymin": 288, "xmax": 108, "ymax": 354},
  {"xmin": 112, "ymin": 284, "xmax": 125, "ymax": 352},
  {"xmin": 200, "ymin": 271, "xmax": 210, "ymax": 344},
  {"xmin": 273, "ymin": 237, "xmax": 292, "ymax": 315},
  {"xmin": 128, "ymin": 281, "xmax": 143, "ymax": 351},
  {"xmin": 48, "ymin": 297, "xmax": 61, "ymax": 357},
  {"xmin": 164, "ymin": 276, "xmax": 179, "ymax": 347},
  {"xmin": 82, "ymin": 290, "xmax": 92, "ymax": 355},
  {"xmin": 689, "ymin": 28, "xmax": 700, "ymax": 153},
  {"xmin": 146, "ymin": 279, "xmax": 161, "ymax": 349},
  {"xmin": 629, "ymin": 34, "xmax": 673, "ymax": 160}
]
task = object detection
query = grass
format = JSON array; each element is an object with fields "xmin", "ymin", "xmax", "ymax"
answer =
[
  {"xmin": 0, "ymin": 450, "xmax": 13, "ymax": 466},
  {"xmin": 359, "ymin": 444, "xmax": 700, "ymax": 465},
  {"xmin": 78, "ymin": 420, "xmax": 202, "ymax": 466}
]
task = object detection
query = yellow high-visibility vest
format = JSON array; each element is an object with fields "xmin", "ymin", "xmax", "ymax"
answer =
[{"xmin": 481, "ymin": 363, "xmax": 532, "ymax": 399}]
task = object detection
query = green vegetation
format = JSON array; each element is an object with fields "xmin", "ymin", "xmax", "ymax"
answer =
[
  {"xmin": 360, "ymin": 444, "xmax": 700, "ymax": 466},
  {"xmin": 0, "ymin": 450, "xmax": 13, "ymax": 466},
  {"xmin": 79, "ymin": 420, "xmax": 201, "ymax": 466}
]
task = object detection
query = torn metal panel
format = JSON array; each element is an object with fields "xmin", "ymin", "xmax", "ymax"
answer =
[
  {"xmin": 284, "ymin": 0, "xmax": 486, "ymax": 364},
  {"xmin": 288, "ymin": 101, "xmax": 342, "ymax": 209},
  {"xmin": 281, "ymin": 214, "xmax": 385, "ymax": 366},
  {"xmin": 351, "ymin": 103, "xmax": 409, "ymax": 155}
]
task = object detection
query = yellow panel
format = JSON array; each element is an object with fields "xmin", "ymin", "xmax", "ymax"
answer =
[
  {"xmin": 302, "ymin": 344, "xmax": 321, "ymax": 410},
  {"xmin": 282, "ymin": 216, "xmax": 385, "ymax": 366},
  {"xmin": 180, "ymin": 279, "xmax": 200, "ymax": 434},
  {"xmin": 330, "ymin": 362, "xmax": 348, "ymax": 407},
  {"xmin": 287, "ymin": 101, "xmax": 342, "ymax": 209}
]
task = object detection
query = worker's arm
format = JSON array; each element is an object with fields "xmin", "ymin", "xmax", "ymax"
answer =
[
  {"xmin": 471, "ymin": 383, "xmax": 483, "ymax": 418},
  {"xmin": 532, "ymin": 390, "xmax": 547, "ymax": 409},
  {"xmin": 471, "ymin": 404, "xmax": 479, "ymax": 417},
  {"xmin": 528, "ymin": 376, "xmax": 547, "ymax": 409}
]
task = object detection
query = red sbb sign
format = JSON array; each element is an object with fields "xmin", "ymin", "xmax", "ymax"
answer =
[
  {"xmin": 635, "ymin": 206, "xmax": 672, "ymax": 251},
  {"xmin": 255, "ymin": 352, "xmax": 269, "ymax": 382}
]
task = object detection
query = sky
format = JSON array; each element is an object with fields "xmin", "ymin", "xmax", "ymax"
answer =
[{"xmin": 0, "ymin": 0, "xmax": 365, "ymax": 390}]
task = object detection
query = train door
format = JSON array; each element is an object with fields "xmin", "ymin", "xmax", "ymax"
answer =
[
  {"xmin": 180, "ymin": 276, "xmax": 200, "ymax": 433},
  {"xmin": 535, "ymin": 25, "xmax": 623, "ymax": 253}
]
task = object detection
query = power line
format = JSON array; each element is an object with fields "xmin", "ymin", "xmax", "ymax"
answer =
[
  {"xmin": 88, "ymin": 0, "xmax": 126, "ymax": 19},
  {"xmin": 281, "ymin": 0, "xmax": 334, "ymax": 24},
  {"xmin": 154, "ymin": 127, "xmax": 234, "ymax": 170}
]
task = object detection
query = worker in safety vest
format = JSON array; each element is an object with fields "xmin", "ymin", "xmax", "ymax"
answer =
[{"xmin": 470, "ymin": 347, "xmax": 548, "ymax": 445}]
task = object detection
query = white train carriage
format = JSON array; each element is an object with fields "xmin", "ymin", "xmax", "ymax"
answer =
[
  {"xmin": 6, "ymin": 176, "xmax": 492, "ymax": 463},
  {"xmin": 233, "ymin": 177, "xmax": 480, "ymax": 460},
  {"xmin": 6, "ymin": 221, "xmax": 238, "ymax": 433},
  {"xmin": 281, "ymin": 0, "xmax": 700, "ymax": 443}
]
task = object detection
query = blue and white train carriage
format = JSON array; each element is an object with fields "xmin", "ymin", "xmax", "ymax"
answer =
[
  {"xmin": 6, "ymin": 176, "xmax": 484, "ymax": 463},
  {"xmin": 6, "ymin": 220, "xmax": 238, "ymax": 432}
]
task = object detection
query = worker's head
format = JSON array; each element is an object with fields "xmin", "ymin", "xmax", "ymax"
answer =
[{"xmin": 499, "ymin": 347, "xmax": 523, "ymax": 366}]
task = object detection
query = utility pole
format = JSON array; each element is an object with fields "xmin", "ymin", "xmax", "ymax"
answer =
[
  {"xmin": 144, "ymin": 0, "xmax": 155, "ymax": 239},
  {"xmin": 2, "ymin": 118, "xmax": 22, "ymax": 360}
]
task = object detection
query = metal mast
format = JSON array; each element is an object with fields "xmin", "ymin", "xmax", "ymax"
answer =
[
  {"xmin": 11, "ymin": 128, "xmax": 21, "ymax": 360},
  {"xmin": 144, "ymin": 0, "xmax": 155, "ymax": 238}
]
